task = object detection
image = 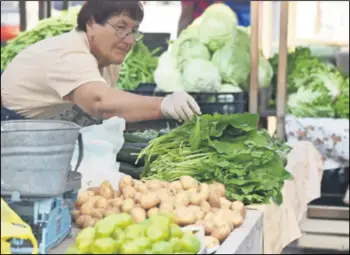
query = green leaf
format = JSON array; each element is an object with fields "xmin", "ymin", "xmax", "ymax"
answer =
[{"xmin": 190, "ymin": 116, "xmax": 201, "ymax": 150}]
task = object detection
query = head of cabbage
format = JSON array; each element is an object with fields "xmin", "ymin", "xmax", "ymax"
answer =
[
  {"xmin": 154, "ymin": 51, "xmax": 184, "ymax": 92},
  {"xmin": 258, "ymin": 55, "xmax": 273, "ymax": 89},
  {"xmin": 179, "ymin": 17, "xmax": 202, "ymax": 39},
  {"xmin": 182, "ymin": 58, "xmax": 221, "ymax": 92},
  {"xmin": 235, "ymin": 26, "xmax": 250, "ymax": 52},
  {"xmin": 211, "ymin": 43, "xmax": 250, "ymax": 87},
  {"xmin": 219, "ymin": 84, "xmax": 243, "ymax": 93},
  {"xmin": 212, "ymin": 41, "xmax": 273, "ymax": 90},
  {"xmin": 198, "ymin": 3, "xmax": 238, "ymax": 52},
  {"xmin": 171, "ymin": 37, "xmax": 211, "ymax": 71}
]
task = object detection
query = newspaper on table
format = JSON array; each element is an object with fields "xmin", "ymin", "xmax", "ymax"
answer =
[{"xmin": 285, "ymin": 115, "xmax": 349, "ymax": 170}]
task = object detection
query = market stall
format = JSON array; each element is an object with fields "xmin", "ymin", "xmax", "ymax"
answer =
[
  {"xmin": 263, "ymin": 1, "xmax": 349, "ymax": 251},
  {"xmin": 0, "ymin": 1, "xmax": 331, "ymax": 255}
]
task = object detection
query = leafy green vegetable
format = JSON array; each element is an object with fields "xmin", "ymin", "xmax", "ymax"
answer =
[
  {"xmin": 235, "ymin": 26, "xmax": 251, "ymax": 52},
  {"xmin": 154, "ymin": 4, "xmax": 272, "ymax": 92},
  {"xmin": 258, "ymin": 55, "xmax": 274, "ymax": 89},
  {"xmin": 190, "ymin": 116, "xmax": 201, "ymax": 150},
  {"xmin": 211, "ymin": 42, "xmax": 273, "ymax": 90},
  {"xmin": 269, "ymin": 47, "xmax": 313, "ymax": 95},
  {"xmin": 218, "ymin": 84, "xmax": 243, "ymax": 93},
  {"xmin": 182, "ymin": 59, "xmax": 221, "ymax": 92},
  {"xmin": 117, "ymin": 38, "xmax": 160, "ymax": 90},
  {"xmin": 137, "ymin": 113, "xmax": 292, "ymax": 205},
  {"xmin": 288, "ymin": 86, "xmax": 335, "ymax": 118},
  {"xmin": 211, "ymin": 43, "xmax": 250, "ymax": 87},
  {"xmin": 269, "ymin": 47, "xmax": 348, "ymax": 119},
  {"xmin": 334, "ymin": 78, "xmax": 349, "ymax": 119},
  {"xmin": 1, "ymin": 8, "xmax": 79, "ymax": 70},
  {"xmin": 154, "ymin": 52, "xmax": 184, "ymax": 92},
  {"xmin": 171, "ymin": 37, "xmax": 211, "ymax": 71},
  {"xmin": 198, "ymin": 3, "xmax": 238, "ymax": 52}
]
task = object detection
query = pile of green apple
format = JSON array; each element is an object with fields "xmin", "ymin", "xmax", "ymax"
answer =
[{"xmin": 66, "ymin": 213, "xmax": 202, "ymax": 254}]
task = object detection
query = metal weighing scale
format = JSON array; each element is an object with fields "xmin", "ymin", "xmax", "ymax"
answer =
[{"xmin": 2, "ymin": 171, "xmax": 82, "ymax": 254}]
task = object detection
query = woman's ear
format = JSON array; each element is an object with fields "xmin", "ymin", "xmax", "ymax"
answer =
[{"xmin": 86, "ymin": 17, "xmax": 97, "ymax": 35}]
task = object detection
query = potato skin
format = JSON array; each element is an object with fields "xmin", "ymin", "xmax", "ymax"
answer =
[
  {"xmin": 210, "ymin": 183, "xmax": 226, "ymax": 197},
  {"xmin": 196, "ymin": 220, "xmax": 215, "ymax": 235},
  {"xmin": 131, "ymin": 208, "xmax": 147, "ymax": 223},
  {"xmin": 180, "ymin": 176, "xmax": 198, "ymax": 190},
  {"xmin": 147, "ymin": 207, "xmax": 159, "ymax": 218},
  {"xmin": 189, "ymin": 192, "xmax": 202, "ymax": 206},
  {"xmin": 119, "ymin": 175, "xmax": 133, "ymax": 190},
  {"xmin": 121, "ymin": 199, "xmax": 135, "ymax": 213},
  {"xmin": 199, "ymin": 183, "xmax": 210, "ymax": 201},
  {"xmin": 99, "ymin": 182, "xmax": 114, "ymax": 199},
  {"xmin": 76, "ymin": 191, "xmax": 95, "ymax": 206},
  {"xmin": 211, "ymin": 224, "xmax": 231, "ymax": 242},
  {"xmin": 208, "ymin": 193, "xmax": 221, "ymax": 208},
  {"xmin": 231, "ymin": 201, "xmax": 246, "ymax": 217},
  {"xmin": 173, "ymin": 207, "xmax": 196, "ymax": 226},
  {"xmin": 204, "ymin": 236, "xmax": 220, "ymax": 249},
  {"xmin": 76, "ymin": 215, "xmax": 97, "ymax": 228},
  {"xmin": 139, "ymin": 193, "xmax": 160, "ymax": 210},
  {"xmin": 121, "ymin": 186, "xmax": 137, "ymax": 199}
]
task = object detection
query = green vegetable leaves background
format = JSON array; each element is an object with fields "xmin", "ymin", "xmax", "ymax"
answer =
[
  {"xmin": 116, "ymin": 38, "xmax": 160, "ymax": 91},
  {"xmin": 269, "ymin": 47, "xmax": 349, "ymax": 119},
  {"xmin": 1, "ymin": 8, "xmax": 79, "ymax": 70}
]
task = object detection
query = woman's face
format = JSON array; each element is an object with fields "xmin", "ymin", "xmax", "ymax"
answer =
[{"xmin": 87, "ymin": 13, "xmax": 140, "ymax": 66}]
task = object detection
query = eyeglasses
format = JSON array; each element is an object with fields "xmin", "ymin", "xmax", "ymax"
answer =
[{"xmin": 106, "ymin": 21, "xmax": 141, "ymax": 40}]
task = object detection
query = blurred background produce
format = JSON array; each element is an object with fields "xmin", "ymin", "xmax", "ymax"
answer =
[
  {"xmin": 269, "ymin": 47, "xmax": 349, "ymax": 119},
  {"xmin": 2, "ymin": 2, "xmax": 347, "ymax": 120}
]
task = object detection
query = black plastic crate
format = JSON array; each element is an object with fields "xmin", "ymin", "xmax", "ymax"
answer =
[
  {"xmin": 141, "ymin": 33, "xmax": 171, "ymax": 57},
  {"xmin": 310, "ymin": 167, "xmax": 349, "ymax": 207},
  {"xmin": 131, "ymin": 83, "xmax": 156, "ymax": 96},
  {"xmin": 157, "ymin": 91, "xmax": 246, "ymax": 115},
  {"xmin": 128, "ymin": 83, "xmax": 247, "ymax": 115}
]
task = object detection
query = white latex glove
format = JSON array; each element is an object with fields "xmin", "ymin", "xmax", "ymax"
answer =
[{"xmin": 161, "ymin": 91, "xmax": 201, "ymax": 121}]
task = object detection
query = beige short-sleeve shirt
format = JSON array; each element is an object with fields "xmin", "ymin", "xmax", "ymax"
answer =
[{"xmin": 1, "ymin": 29, "xmax": 120, "ymax": 118}]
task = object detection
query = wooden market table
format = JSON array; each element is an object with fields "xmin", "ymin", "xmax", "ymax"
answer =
[{"xmin": 49, "ymin": 210, "xmax": 264, "ymax": 255}]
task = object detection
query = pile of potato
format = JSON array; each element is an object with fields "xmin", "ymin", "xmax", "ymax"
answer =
[{"xmin": 72, "ymin": 175, "xmax": 246, "ymax": 249}]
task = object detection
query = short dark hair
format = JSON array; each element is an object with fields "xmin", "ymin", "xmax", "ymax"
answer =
[{"xmin": 77, "ymin": 0, "xmax": 144, "ymax": 31}]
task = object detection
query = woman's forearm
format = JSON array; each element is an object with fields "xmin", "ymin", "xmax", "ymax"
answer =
[
  {"xmin": 98, "ymin": 88, "xmax": 164, "ymax": 122},
  {"xmin": 69, "ymin": 82, "xmax": 164, "ymax": 123}
]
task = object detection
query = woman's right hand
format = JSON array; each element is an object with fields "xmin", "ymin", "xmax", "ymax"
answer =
[{"xmin": 160, "ymin": 91, "xmax": 201, "ymax": 121}]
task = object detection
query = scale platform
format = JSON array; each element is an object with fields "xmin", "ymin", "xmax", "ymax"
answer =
[{"xmin": 2, "ymin": 172, "xmax": 81, "ymax": 254}]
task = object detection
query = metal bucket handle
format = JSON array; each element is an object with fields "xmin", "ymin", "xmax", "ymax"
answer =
[{"xmin": 73, "ymin": 133, "xmax": 84, "ymax": 172}]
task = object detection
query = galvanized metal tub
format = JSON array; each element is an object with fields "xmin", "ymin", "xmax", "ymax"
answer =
[{"xmin": 1, "ymin": 120, "xmax": 83, "ymax": 197}]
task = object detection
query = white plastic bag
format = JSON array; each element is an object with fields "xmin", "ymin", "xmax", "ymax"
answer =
[{"xmin": 70, "ymin": 117, "xmax": 126, "ymax": 191}]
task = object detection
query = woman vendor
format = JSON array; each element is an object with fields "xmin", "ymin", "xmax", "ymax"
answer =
[{"xmin": 1, "ymin": 0, "xmax": 201, "ymax": 125}]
